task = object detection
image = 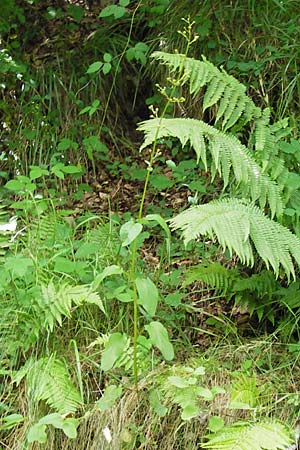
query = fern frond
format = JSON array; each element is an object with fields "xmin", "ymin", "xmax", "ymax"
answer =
[
  {"xmin": 151, "ymin": 51, "xmax": 261, "ymax": 129},
  {"xmin": 229, "ymin": 374, "xmax": 261, "ymax": 409},
  {"xmin": 170, "ymin": 198, "xmax": 300, "ymax": 279},
  {"xmin": 202, "ymin": 421, "xmax": 293, "ymax": 450},
  {"xmin": 233, "ymin": 271, "xmax": 277, "ymax": 299},
  {"xmin": 138, "ymin": 118, "xmax": 282, "ymax": 217},
  {"xmin": 75, "ymin": 222, "xmax": 119, "ymax": 263},
  {"xmin": 39, "ymin": 282, "xmax": 105, "ymax": 331},
  {"xmin": 255, "ymin": 108, "xmax": 271, "ymax": 155},
  {"xmin": 14, "ymin": 356, "xmax": 82, "ymax": 414},
  {"xmin": 184, "ymin": 262, "xmax": 238, "ymax": 294}
]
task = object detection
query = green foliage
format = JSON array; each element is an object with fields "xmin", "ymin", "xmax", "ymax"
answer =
[
  {"xmin": 27, "ymin": 413, "xmax": 78, "ymax": 443},
  {"xmin": 202, "ymin": 421, "xmax": 293, "ymax": 450},
  {"xmin": 39, "ymin": 282, "xmax": 105, "ymax": 331},
  {"xmin": 136, "ymin": 276, "xmax": 159, "ymax": 317},
  {"xmin": 13, "ymin": 356, "xmax": 82, "ymax": 414},
  {"xmin": 97, "ymin": 384, "xmax": 123, "ymax": 412},
  {"xmin": 229, "ymin": 373, "xmax": 262, "ymax": 409},
  {"xmin": 151, "ymin": 51, "xmax": 261, "ymax": 129},
  {"xmin": 101, "ymin": 333, "xmax": 128, "ymax": 371},
  {"xmin": 170, "ymin": 198, "xmax": 300, "ymax": 279},
  {"xmin": 184, "ymin": 262, "xmax": 238, "ymax": 293},
  {"xmin": 152, "ymin": 364, "xmax": 224, "ymax": 421},
  {"xmin": 145, "ymin": 321, "xmax": 174, "ymax": 361},
  {"xmin": 138, "ymin": 118, "xmax": 282, "ymax": 218},
  {"xmin": 91, "ymin": 333, "xmax": 152, "ymax": 375},
  {"xmin": 2, "ymin": 9, "xmax": 300, "ymax": 450}
]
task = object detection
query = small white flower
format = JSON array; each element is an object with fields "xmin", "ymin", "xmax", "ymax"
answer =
[{"xmin": 102, "ymin": 426, "xmax": 112, "ymax": 443}]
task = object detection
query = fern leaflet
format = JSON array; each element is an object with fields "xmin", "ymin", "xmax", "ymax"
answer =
[
  {"xmin": 202, "ymin": 421, "xmax": 292, "ymax": 450},
  {"xmin": 13, "ymin": 356, "xmax": 82, "ymax": 414},
  {"xmin": 39, "ymin": 282, "xmax": 105, "ymax": 331},
  {"xmin": 151, "ymin": 51, "xmax": 261, "ymax": 129},
  {"xmin": 170, "ymin": 198, "xmax": 300, "ymax": 279},
  {"xmin": 138, "ymin": 118, "xmax": 282, "ymax": 217},
  {"xmin": 184, "ymin": 262, "xmax": 238, "ymax": 294}
]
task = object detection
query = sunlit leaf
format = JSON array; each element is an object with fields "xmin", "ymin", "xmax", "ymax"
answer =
[
  {"xmin": 101, "ymin": 333, "xmax": 128, "ymax": 371},
  {"xmin": 136, "ymin": 277, "xmax": 159, "ymax": 317},
  {"xmin": 145, "ymin": 321, "xmax": 174, "ymax": 361}
]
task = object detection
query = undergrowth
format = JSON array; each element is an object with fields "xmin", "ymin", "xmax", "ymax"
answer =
[{"xmin": 1, "ymin": 3, "xmax": 300, "ymax": 450}]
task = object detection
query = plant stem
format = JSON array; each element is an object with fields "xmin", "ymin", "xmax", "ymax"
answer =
[{"xmin": 130, "ymin": 19, "xmax": 195, "ymax": 390}]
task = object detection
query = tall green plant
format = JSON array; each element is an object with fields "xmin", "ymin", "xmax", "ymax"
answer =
[{"xmin": 138, "ymin": 48, "xmax": 300, "ymax": 281}]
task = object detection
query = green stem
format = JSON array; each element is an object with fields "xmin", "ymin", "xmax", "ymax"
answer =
[{"xmin": 130, "ymin": 20, "xmax": 194, "ymax": 390}]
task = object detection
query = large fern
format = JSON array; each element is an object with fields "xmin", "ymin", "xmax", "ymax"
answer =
[
  {"xmin": 151, "ymin": 51, "xmax": 261, "ymax": 130},
  {"xmin": 151, "ymin": 52, "xmax": 293, "ymax": 187},
  {"xmin": 170, "ymin": 198, "xmax": 300, "ymax": 279},
  {"xmin": 13, "ymin": 355, "xmax": 82, "ymax": 414},
  {"xmin": 138, "ymin": 118, "xmax": 282, "ymax": 217},
  {"xmin": 202, "ymin": 421, "xmax": 293, "ymax": 450}
]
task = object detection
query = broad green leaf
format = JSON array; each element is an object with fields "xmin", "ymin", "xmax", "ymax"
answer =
[
  {"xmin": 67, "ymin": 4, "xmax": 84, "ymax": 21},
  {"xmin": 115, "ymin": 289, "xmax": 133, "ymax": 303},
  {"xmin": 208, "ymin": 416, "xmax": 224, "ymax": 433},
  {"xmin": 97, "ymin": 385, "xmax": 122, "ymax": 411},
  {"xmin": 181, "ymin": 403, "xmax": 199, "ymax": 420},
  {"xmin": 62, "ymin": 419, "xmax": 78, "ymax": 439},
  {"xmin": 58, "ymin": 138, "xmax": 77, "ymax": 151},
  {"xmin": 197, "ymin": 387, "xmax": 214, "ymax": 400},
  {"xmin": 99, "ymin": 5, "xmax": 126, "ymax": 19},
  {"xmin": 61, "ymin": 165, "xmax": 82, "ymax": 174},
  {"xmin": 54, "ymin": 257, "xmax": 76, "ymax": 274},
  {"xmin": 145, "ymin": 321, "xmax": 174, "ymax": 361},
  {"xmin": 99, "ymin": 5, "xmax": 116, "ymax": 17},
  {"xmin": 119, "ymin": 0, "xmax": 130, "ymax": 6},
  {"xmin": 136, "ymin": 276, "xmax": 159, "ymax": 317},
  {"xmin": 75, "ymin": 242, "xmax": 97, "ymax": 259},
  {"xmin": 103, "ymin": 53, "xmax": 112, "ymax": 62},
  {"xmin": 120, "ymin": 220, "xmax": 143, "ymax": 246},
  {"xmin": 91, "ymin": 99, "xmax": 100, "ymax": 108},
  {"xmin": 145, "ymin": 213, "xmax": 171, "ymax": 239},
  {"xmin": 149, "ymin": 389, "xmax": 168, "ymax": 417},
  {"xmin": 181, "ymin": 403, "xmax": 199, "ymax": 421},
  {"xmin": 114, "ymin": 5, "xmax": 126, "ymax": 18},
  {"xmin": 5, "ymin": 255, "xmax": 34, "ymax": 277},
  {"xmin": 150, "ymin": 173, "xmax": 174, "ymax": 190},
  {"xmin": 39, "ymin": 413, "xmax": 64, "ymax": 428},
  {"xmin": 4, "ymin": 180, "xmax": 24, "ymax": 191},
  {"xmin": 0, "ymin": 413, "xmax": 24, "ymax": 431},
  {"xmin": 29, "ymin": 167, "xmax": 49, "ymax": 180},
  {"xmin": 27, "ymin": 423, "xmax": 47, "ymax": 443},
  {"xmin": 168, "ymin": 376, "xmax": 196, "ymax": 388},
  {"xmin": 93, "ymin": 265, "xmax": 123, "ymax": 289},
  {"xmin": 135, "ymin": 42, "xmax": 149, "ymax": 52},
  {"xmin": 164, "ymin": 292, "xmax": 183, "ymax": 307},
  {"xmin": 87, "ymin": 61, "xmax": 103, "ymax": 74},
  {"xmin": 79, "ymin": 105, "xmax": 91, "ymax": 115},
  {"xmin": 102, "ymin": 62, "xmax": 112, "ymax": 75},
  {"xmin": 51, "ymin": 165, "xmax": 65, "ymax": 179},
  {"xmin": 101, "ymin": 333, "xmax": 128, "ymax": 371}
]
